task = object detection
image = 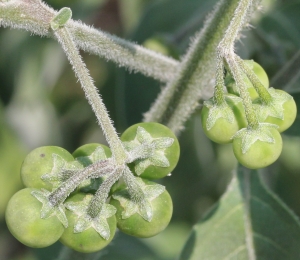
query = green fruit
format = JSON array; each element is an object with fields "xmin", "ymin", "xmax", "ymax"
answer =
[
  {"xmin": 121, "ymin": 122, "xmax": 180, "ymax": 179},
  {"xmin": 21, "ymin": 146, "xmax": 74, "ymax": 190},
  {"xmin": 260, "ymin": 89, "xmax": 297, "ymax": 133},
  {"xmin": 72, "ymin": 143, "xmax": 112, "ymax": 159},
  {"xmin": 232, "ymin": 127, "xmax": 282, "ymax": 169},
  {"xmin": 201, "ymin": 95, "xmax": 247, "ymax": 144},
  {"xmin": 5, "ymin": 188, "xmax": 64, "ymax": 248},
  {"xmin": 201, "ymin": 105, "xmax": 239, "ymax": 144},
  {"xmin": 110, "ymin": 179, "xmax": 173, "ymax": 238},
  {"xmin": 60, "ymin": 193, "xmax": 116, "ymax": 253}
]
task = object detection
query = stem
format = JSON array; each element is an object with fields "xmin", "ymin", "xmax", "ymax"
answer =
[
  {"xmin": 49, "ymin": 159, "xmax": 112, "ymax": 206},
  {"xmin": 0, "ymin": 0, "xmax": 178, "ymax": 82},
  {"xmin": 226, "ymin": 57, "xmax": 259, "ymax": 128},
  {"xmin": 144, "ymin": 0, "xmax": 260, "ymax": 134},
  {"xmin": 87, "ymin": 167, "xmax": 124, "ymax": 218},
  {"xmin": 69, "ymin": 21, "xmax": 178, "ymax": 83},
  {"xmin": 54, "ymin": 27, "xmax": 127, "ymax": 164},
  {"xmin": 122, "ymin": 167, "xmax": 145, "ymax": 202},
  {"xmin": 236, "ymin": 56, "xmax": 272, "ymax": 103},
  {"xmin": 219, "ymin": 0, "xmax": 253, "ymax": 51},
  {"xmin": 217, "ymin": 0, "xmax": 259, "ymax": 128},
  {"xmin": 214, "ymin": 56, "xmax": 226, "ymax": 106}
]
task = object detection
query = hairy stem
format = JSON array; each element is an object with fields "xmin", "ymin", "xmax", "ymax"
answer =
[
  {"xmin": 144, "ymin": 0, "xmax": 261, "ymax": 134},
  {"xmin": 227, "ymin": 57, "xmax": 259, "ymax": 127},
  {"xmin": 49, "ymin": 159, "xmax": 112, "ymax": 206},
  {"xmin": 236, "ymin": 56, "xmax": 272, "ymax": 103},
  {"xmin": 214, "ymin": 55, "xmax": 226, "ymax": 106},
  {"xmin": 218, "ymin": 0, "xmax": 259, "ymax": 128},
  {"xmin": 122, "ymin": 167, "xmax": 145, "ymax": 202},
  {"xmin": 87, "ymin": 167, "xmax": 124, "ymax": 218},
  {"xmin": 218, "ymin": 0, "xmax": 252, "ymax": 51},
  {"xmin": 0, "ymin": 0, "xmax": 178, "ymax": 82},
  {"xmin": 68, "ymin": 21, "xmax": 178, "ymax": 82},
  {"xmin": 54, "ymin": 27, "xmax": 127, "ymax": 164}
]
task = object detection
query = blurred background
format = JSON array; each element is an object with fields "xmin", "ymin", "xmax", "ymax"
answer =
[{"xmin": 0, "ymin": 0, "xmax": 300, "ymax": 259}]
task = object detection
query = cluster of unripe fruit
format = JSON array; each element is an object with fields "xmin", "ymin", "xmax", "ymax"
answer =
[
  {"xmin": 5, "ymin": 123, "xmax": 180, "ymax": 253},
  {"xmin": 201, "ymin": 60, "xmax": 297, "ymax": 169}
]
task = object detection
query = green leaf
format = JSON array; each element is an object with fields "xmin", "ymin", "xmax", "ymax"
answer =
[
  {"xmin": 51, "ymin": 7, "xmax": 72, "ymax": 30},
  {"xmin": 178, "ymin": 165, "xmax": 300, "ymax": 260}
]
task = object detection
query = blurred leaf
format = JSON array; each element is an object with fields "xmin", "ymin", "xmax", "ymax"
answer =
[
  {"xmin": 279, "ymin": 135, "xmax": 300, "ymax": 175},
  {"xmin": 100, "ymin": 231, "xmax": 163, "ymax": 260},
  {"xmin": 282, "ymin": 92, "xmax": 300, "ymax": 136},
  {"xmin": 0, "ymin": 103, "xmax": 26, "ymax": 220},
  {"xmin": 131, "ymin": 0, "xmax": 217, "ymax": 45},
  {"xmin": 5, "ymin": 52, "xmax": 62, "ymax": 149},
  {"xmin": 45, "ymin": 0, "xmax": 108, "ymax": 19},
  {"xmin": 178, "ymin": 165, "xmax": 300, "ymax": 260},
  {"xmin": 271, "ymin": 49, "xmax": 300, "ymax": 92},
  {"xmin": 142, "ymin": 222, "xmax": 191, "ymax": 260},
  {"xmin": 242, "ymin": 2, "xmax": 300, "ymax": 78},
  {"xmin": 119, "ymin": 0, "xmax": 148, "ymax": 33},
  {"xmin": 50, "ymin": 232, "xmax": 162, "ymax": 260},
  {"xmin": 264, "ymin": 11, "xmax": 300, "ymax": 46},
  {"xmin": 275, "ymin": 135, "xmax": 300, "ymax": 218},
  {"xmin": 33, "ymin": 241, "xmax": 63, "ymax": 260},
  {"xmin": 119, "ymin": 0, "xmax": 217, "ymax": 127}
]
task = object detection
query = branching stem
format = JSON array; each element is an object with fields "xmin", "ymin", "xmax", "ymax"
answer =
[
  {"xmin": 0, "ymin": 0, "xmax": 178, "ymax": 82},
  {"xmin": 143, "ymin": 0, "xmax": 261, "ymax": 134},
  {"xmin": 49, "ymin": 159, "xmax": 113, "ymax": 206},
  {"xmin": 236, "ymin": 56, "xmax": 272, "ymax": 104},
  {"xmin": 217, "ymin": 0, "xmax": 259, "ymax": 128},
  {"xmin": 227, "ymin": 57, "xmax": 259, "ymax": 128},
  {"xmin": 53, "ymin": 26, "xmax": 127, "ymax": 165},
  {"xmin": 87, "ymin": 167, "xmax": 124, "ymax": 218}
]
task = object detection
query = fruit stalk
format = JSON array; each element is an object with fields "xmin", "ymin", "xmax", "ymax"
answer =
[
  {"xmin": 49, "ymin": 159, "xmax": 112, "ymax": 206},
  {"xmin": 53, "ymin": 26, "xmax": 127, "ymax": 165},
  {"xmin": 236, "ymin": 56, "xmax": 272, "ymax": 103}
]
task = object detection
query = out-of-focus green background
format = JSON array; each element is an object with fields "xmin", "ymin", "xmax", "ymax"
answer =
[{"xmin": 1, "ymin": 0, "xmax": 300, "ymax": 259}]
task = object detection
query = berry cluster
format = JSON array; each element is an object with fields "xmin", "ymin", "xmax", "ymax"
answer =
[
  {"xmin": 201, "ymin": 60, "xmax": 297, "ymax": 169},
  {"xmin": 5, "ymin": 122, "xmax": 180, "ymax": 253}
]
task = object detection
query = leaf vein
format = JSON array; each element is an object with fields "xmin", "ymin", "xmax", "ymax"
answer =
[
  {"xmin": 253, "ymin": 232, "xmax": 291, "ymax": 257},
  {"xmin": 222, "ymin": 245, "xmax": 246, "ymax": 260}
]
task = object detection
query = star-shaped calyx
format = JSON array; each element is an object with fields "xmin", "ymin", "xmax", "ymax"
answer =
[
  {"xmin": 76, "ymin": 146, "xmax": 108, "ymax": 167},
  {"xmin": 123, "ymin": 126, "xmax": 174, "ymax": 175},
  {"xmin": 232, "ymin": 123, "xmax": 279, "ymax": 154},
  {"xmin": 31, "ymin": 189, "xmax": 68, "ymax": 228},
  {"xmin": 41, "ymin": 154, "xmax": 83, "ymax": 189},
  {"xmin": 64, "ymin": 194, "xmax": 116, "ymax": 240},
  {"xmin": 203, "ymin": 99, "xmax": 236, "ymax": 130},
  {"xmin": 253, "ymin": 88, "xmax": 293, "ymax": 121},
  {"xmin": 112, "ymin": 178, "xmax": 165, "ymax": 221},
  {"xmin": 75, "ymin": 146, "xmax": 109, "ymax": 191}
]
